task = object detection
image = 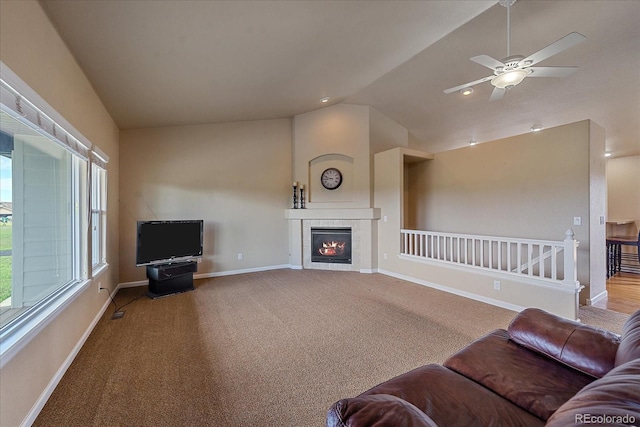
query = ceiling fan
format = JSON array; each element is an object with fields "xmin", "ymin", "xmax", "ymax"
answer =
[{"xmin": 444, "ymin": 0, "xmax": 586, "ymax": 101}]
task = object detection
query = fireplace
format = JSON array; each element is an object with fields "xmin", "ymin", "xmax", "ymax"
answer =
[{"xmin": 311, "ymin": 227, "xmax": 352, "ymax": 264}]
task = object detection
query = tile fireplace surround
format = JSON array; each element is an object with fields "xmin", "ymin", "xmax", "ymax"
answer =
[{"xmin": 285, "ymin": 208, "xmax": 381, "ymax": 272}]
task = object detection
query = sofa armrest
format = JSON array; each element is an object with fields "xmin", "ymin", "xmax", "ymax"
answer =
[
  {"xmin": 508, "ymin": 308, "xmax": 620, "ymax": 378},
  {"xmin": 546, "ymin": 358, "xmax": 640, "ymax": 427},
  {"xmin": 327, "ymin": 394, "xmax": 438, "ymax": 427},
  {"xmin": 615, "ymin": 308, "xmax": 640, "ymax": 366}
]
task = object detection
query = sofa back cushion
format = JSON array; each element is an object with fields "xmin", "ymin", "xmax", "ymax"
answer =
[
  {"xmin": 546, "ymin": 358, "xmax": 640, "ymax": 427},
  {"xmin": 508, "ymin": 308, "xmax": 620, "ymax": 378},
  {"xmin": 615, "ymin": 309, "xmax": 640, "ymax": 366},
  {"xmin": 444, "ymin": 329, "xmax": 594, "ymax": 421}
]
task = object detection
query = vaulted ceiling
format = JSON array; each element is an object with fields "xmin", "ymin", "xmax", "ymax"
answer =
[{"xmin": 40, "ymin": 0, "xmax": 639, "ymax": 157}]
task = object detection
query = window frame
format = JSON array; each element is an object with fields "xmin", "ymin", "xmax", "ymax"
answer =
[
  {"xmin": 91, "ymin": 161, "xmax": 108, "ymax": 277},
  {"xmin": 0, "ymin": 62, "xmax": 107, "ymax": 367}
]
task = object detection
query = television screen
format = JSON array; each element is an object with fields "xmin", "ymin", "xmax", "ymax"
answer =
[{"xmin": 136, "ymin": 220, "xmax": 204, "ymax": 266}]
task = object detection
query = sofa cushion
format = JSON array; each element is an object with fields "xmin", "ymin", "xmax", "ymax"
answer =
[
  {"xmin": 443, "ymin": 329, "xmax": 594, "ymax": 420},
  {"xmin": 327, "ymin": 394, "xmax": 438, "ymax": 427},
  {"xmin": 508, "ymin": 308, "xmax": 620, "ymax": 378},
  {"xmin": 546, "ymin": 358, "xmax": 640, "ymax": 427},
  {"xmin": 359, "ymin": 364, "xmax": 544, "ymax": 427},
  {"xmin": 615, "ymin": 309, "xmax": 640, "ymax": 366}
]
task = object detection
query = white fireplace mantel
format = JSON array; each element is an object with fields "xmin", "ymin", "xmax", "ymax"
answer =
[{"xmin": 285, "ymin": 208, "xmax": 380, "ymax": 220}]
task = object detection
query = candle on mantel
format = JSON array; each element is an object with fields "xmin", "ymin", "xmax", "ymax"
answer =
[
  {"xmin": 293, "ymin": 181, "xmax": 298, "ymax": 187},
  {"xmin": 300, "ymin": 185, "xmax": 304, "ymax": 189}
]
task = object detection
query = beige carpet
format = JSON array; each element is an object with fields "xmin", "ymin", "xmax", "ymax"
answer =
[
  {"xmin": 34, "ymin": 269, "xmax": 628, "ymax": 426},
  {"xmin": 578, "ymin": 305, "xmax": 628, "ymax": 335}
]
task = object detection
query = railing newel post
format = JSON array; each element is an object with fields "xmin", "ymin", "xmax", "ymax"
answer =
[{"xmin": 562, "ymin": 229, "xmax": 579, "ymax": 287}]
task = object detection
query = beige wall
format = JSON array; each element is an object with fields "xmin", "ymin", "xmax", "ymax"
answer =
[
  {"xmin": 293, "ymin": 104, "xmax": 372, "ymax": 208},
  {"xmin": 408, "ymin": 122, "xmax": 591, "ymax": 240},
  {"xmin": 377, "ymin": 121, "xmax": 606, "ymax": 318},
  {"xmin": 119, "ymin": 120, "xmax": 292, "ymax": 283},
  {"xmin": 607, "ymin": 154, "xmax": 640, "ymax": 229},
  {"xmin": 588, "ymin": 122, "xmax": 607, "ymax": 303},
  {"xmin": 292, "ymin": 104, "xmax": 408, "ymax": 209},
  {"xmin": 0, "ymin": 1, "xmax": 119, "ymax": 426},
  {"xmin": 407, "ymin": 122, "xmax": 597, "ymax": 284},
  {"xmin": 369, "ymin": 107, "xmax": 409, "ymax": 206},
  {"xmin": 606, "ymin": 154, "xmax": 640, "ymax": 263}
]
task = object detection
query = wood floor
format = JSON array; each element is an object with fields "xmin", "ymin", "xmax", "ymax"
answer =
[{"xmin": 593, "ymin": 272, "xmax": 640, "ymax": 315}]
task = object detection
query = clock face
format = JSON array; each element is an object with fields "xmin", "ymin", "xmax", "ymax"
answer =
[{"xmin": 320, "ymin": 168, "xmax": 342, "ymax": 190}]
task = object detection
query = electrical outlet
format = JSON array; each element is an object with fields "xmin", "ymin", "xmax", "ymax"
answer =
[
  {"xmin": 493, "ymin": 280, "xmax": 501, "ymax": 291},
  {"xmin": 573, "ymin": 217, "xmax": 582, "ymax": 226},
  {"xmin": 237, "ymin": 253, "xmax": 243, "ymax": 260},
  {"xmin": 383, "ymin": 253, "xmax": 388, "ymax": 260},
  {"xmin": 383, "ymin": 215, "xmax": 388, "ymax": 223}
]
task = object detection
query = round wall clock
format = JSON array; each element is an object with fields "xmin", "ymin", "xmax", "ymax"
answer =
[{"xmin": 320, "ymin": 167, "xmax": 343, "ymax": 190}]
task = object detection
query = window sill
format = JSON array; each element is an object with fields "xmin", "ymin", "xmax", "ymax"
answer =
[
  {"xmin": 0, "ymin": 279, "xmax": 91, "ymax": 369},
  {"xmin": 92, "ymin": 263, "xmax": 109, "ymax": 280}
]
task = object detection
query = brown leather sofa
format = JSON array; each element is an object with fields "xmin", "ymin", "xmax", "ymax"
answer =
[{"xmin": 327, "ymin": 308, "xmax": 640, "ymax": 426}]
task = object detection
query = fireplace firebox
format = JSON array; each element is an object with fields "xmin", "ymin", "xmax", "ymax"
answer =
[{"xmin": 311, "ymin": 227, "xmax": 352, "ymax": 264}]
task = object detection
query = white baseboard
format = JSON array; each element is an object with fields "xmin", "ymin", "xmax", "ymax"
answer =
[
  {"xmin": 377, "ymin": 269, "xmax": 524, "ymax": 314},
  {"xmin": 21, "ymin": 292, "xmax": 114, "ymax": 427},
  {"xmin": 586, "ymin": 290, "xmax": 608, "ymax": 306},
  {"xmin": 117, "ymin": 264, "xmax": 293, "ymax": 289},
  {"xmin": 194, "ymin": 264, "xmax": 291, "ymax": 279},
  {"xmin": 118, "ymin": 279, "xmax": 147, "ymax": 288}
]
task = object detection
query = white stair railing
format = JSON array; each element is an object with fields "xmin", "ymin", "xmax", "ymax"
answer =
[{"xmin": 400, "ymin": 229, "xmax": 578, "ymax": 285}]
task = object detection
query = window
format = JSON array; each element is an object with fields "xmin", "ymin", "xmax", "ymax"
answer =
[
  {"xmin": 0, "ymin": 63, "xmax": 107, "ymax": 362},
  {"xmin": 91, "ymin": 161, "xmax": 107, "ymax": 274}
]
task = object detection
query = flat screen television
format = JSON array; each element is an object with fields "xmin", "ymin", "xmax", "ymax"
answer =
[{"xmin": 136, "ymin": 220, "xmax": 204, "ymax": 266}]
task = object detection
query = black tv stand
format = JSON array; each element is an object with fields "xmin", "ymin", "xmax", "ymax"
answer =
[{"xmin": 146, "ymin": 261, "xmax": 197, "ymax": 299}]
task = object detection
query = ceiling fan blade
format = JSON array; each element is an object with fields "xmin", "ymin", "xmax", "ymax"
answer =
[
  {"xmin": 470, "ymin": 55, "xmax": 505, "ymax": 70},
  {"xmin": 444, "ymin": 75, "xmax": 494, "ymax": 94},
  {"xmin": 527, "ymin": 66, "xmax": 578, "ymax": 78},
  {"xmin": 520, "ymin": 32, "xmax": 586, "ymax": 67},
  {"xmin": 489, "ymin": 87, "xmax": 506, "ymax": 102}
]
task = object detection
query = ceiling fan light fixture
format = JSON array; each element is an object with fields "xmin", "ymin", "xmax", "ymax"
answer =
[
  {"xmin": 530, "ymin": 124, "xmax": 544, "ymax": 132},
  {"xmin": 469, "ymin": 140, "xmax": 477, "ymax": 146},
  {"xmin": 460, "ymin": 87, "xmax": 474, "ymax": 96},
  {"xmin": 320, "ymin": 97, "xmax": 330, "ymax": 103},
  {"xmin": 492, "ymin": 69, "xmax": 529, "ymax": 89}
]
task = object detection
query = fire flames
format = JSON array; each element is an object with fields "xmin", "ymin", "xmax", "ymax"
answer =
[{"xmin": 318, "ymin": 241, "xmax": 346, "ymax": 256}]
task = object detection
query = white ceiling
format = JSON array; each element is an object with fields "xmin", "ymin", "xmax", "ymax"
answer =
[{"xmin": 40, "ymin": 0, "xmax": 640, "ymax": 157}]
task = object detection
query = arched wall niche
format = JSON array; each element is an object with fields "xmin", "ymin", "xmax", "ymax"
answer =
[{"xmin": 308, "ymin": 153, "xmax": 354, "ymax": 203}]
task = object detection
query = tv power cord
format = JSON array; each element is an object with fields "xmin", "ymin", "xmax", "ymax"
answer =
[{"xmin": 99, "ymin": 287, "xmax": 146, "ymax": 320}]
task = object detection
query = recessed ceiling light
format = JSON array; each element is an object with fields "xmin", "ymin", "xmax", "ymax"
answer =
[
  {"xmin": 320, "ymin": 97, "xmax": 330, "ymax": 103},
  {"xmin": 530, "ymin": 125, "xmax": 544, "ymax": 132},
  {"xmin": 469, "ymin": 140, "xmax": 477, "ymax": 146},
  {"xmin": 460, "ymin": 87, "xmax": 474, "ymax": 96},
  {"xmin": 604, "ymin": 152, "xmax": 612, "ymax": 157}
]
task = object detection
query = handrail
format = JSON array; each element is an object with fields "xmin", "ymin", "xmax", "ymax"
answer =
[{"xmin": 400, "ymin": 229, "xmax": 579, "ymax": 286}]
